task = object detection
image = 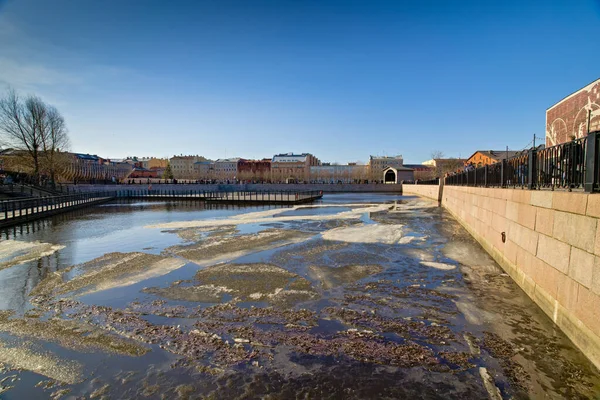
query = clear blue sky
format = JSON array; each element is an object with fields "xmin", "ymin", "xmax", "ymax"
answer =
[{"xmin": 1, "ymin": 0, "xmax": 599, "ymax": 163}]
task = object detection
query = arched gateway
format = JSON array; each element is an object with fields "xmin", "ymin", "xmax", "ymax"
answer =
[{"xmin": 383, "ymin": 167, "xmax": 397, "ymax": 184}]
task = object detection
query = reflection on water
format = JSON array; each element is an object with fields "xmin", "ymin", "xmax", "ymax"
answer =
[{"xmin": 0, "ymin": 193, "xmax": 598, "ymax": 399}]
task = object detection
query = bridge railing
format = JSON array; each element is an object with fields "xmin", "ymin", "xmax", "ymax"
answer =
[
  {"xmin": 0, "ymin": 191, "xmax": 114, "ymax": 221},
  {"xmin": 445, "ymin": 133, "xmax": 597, "ymax": 192},
  {"xmin": 121, "ymin": 189, "xmax": 323, "ymax": 202},
  {"xmin": 0, "ymin": 189, "xmax": 324, "ymax": 224}
]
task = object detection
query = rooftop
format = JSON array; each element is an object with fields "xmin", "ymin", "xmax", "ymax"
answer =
[{"xmin": 468, "ymin": 150, "xmax": 521, "ymax": 161}]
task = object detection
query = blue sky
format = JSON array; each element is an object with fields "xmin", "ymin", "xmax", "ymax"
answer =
[{"xmin": 1, "ymin": 0, "xmax": 599, "ymax": 163}]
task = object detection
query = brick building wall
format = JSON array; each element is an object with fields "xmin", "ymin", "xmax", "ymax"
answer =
[
  {"xmin": 238, "ymin": 159, "xmax": 271, "ymax": 182},
  {"xmin": 468, "ymin": 152, "xmax": 495, "ymax": 167},
  {"xmin": 546, "ymin": 78, "xmax": 600, "ymax": 147}
]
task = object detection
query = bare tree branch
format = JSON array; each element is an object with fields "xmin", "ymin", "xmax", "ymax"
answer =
[{"xmin": 0, "ymin": 89, "xmax": 71, "ymax": 185}]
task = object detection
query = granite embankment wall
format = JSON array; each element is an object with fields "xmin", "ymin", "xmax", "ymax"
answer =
[
  {"xmin": 404, "ymin": 184, "xmax": 600, "ymax": 369},
  {"xmin": 401, "ymin": 184, "xmax": 441, "ymax": 201},
  {"xmin": 64, "ymin": 183, "xmax": 403, "ymax": 194}
]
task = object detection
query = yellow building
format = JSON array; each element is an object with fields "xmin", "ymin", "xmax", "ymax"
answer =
[
  {"xmin": 140, "ymin": 157, "xmax": 168, "ymax": 170},
  {"xmin": 271, "ymin": 153, "xmax": 321, "ymax": 183}
]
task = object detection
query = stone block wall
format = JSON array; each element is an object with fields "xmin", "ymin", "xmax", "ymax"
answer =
[
  {"xmin": 402, "ymin": 184, "xmax": 442, "ymax": 202},
  {"xmin": 441, "ymin": 186, "xmax": 600, "ymax": 369}
]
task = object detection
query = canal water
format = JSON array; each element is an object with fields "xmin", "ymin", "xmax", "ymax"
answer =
[{"xmin": 0, "ymin": 193, "xmax": 598, "ymax": 399}]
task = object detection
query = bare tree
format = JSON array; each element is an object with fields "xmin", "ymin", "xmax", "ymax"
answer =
[
  {"xmin": 0, "ymin": 89, "xmax": 70, "ymax": 185},
  {"xmin": 41, "ymin": 105, "xmax": 70, "ymax": 186},
  {"xmin": 0, "ymin": 90, "xmax": 44, "ymax": 181},
  {"xmin": 430, "ymin": 150, "xmax": 444, "ymax": 160}
]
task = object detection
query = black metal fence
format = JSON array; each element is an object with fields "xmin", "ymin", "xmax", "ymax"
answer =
[
  {"xmin": 0, "ymin": 189, "xmax": 325, "ymax": 225},
  {"xmin": 416, "ymin": 178, "xmax": 439, "ymax": 185},
  {"xmin": 122, "ymin": 189, "xmax": 323, "ymax": 202},
  {"xmin": 0, "ymin": 191, "xmax": 114, "ymax": 221},
  {"xmin": 445, "ymin": 132, "xmax": 599, "ymax": 192}
]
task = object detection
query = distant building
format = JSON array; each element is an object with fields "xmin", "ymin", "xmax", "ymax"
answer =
[
  {"xmin": 238, "ymin": 159, "xmax": 271, "ymax": 182},
  {"xmin": 368, "ymin": 155, "xmax": 412, "ymax": 181},
  {"xmin": 271, "ymin": 153, "xmax": 321, "ymax": 183},
  {"xmin": 422, "ymin": 158, "xmax": 467, "ymax": 168},
  {"xmin": 420, "ymin": 158, "xmax": 467, "ymax": 177},
  {"xmin": 309, "ymin": 164, "xmax": 368, "ymax": 183},
  {"xmin": 403, "ymin": 164, "xmax": 435, "ymax": 180},
  {"xmin": 138, "ymin": 157, "xmax": 168, "ymax": 170},
  {"xmin": 129, "ymin": 167, "xmax": 159, "ymax": 178},
  {"xmin": 546, "ymin": 77, "xmax": 600, "ymax": 147},
  {"xmin": 193, "ymin": 161, "xmax": 214, "ymax": 181},
  {"xmin": 466, "ymin": 150, "xmax": 520, "ymax": 167},
  {"xmin": 170, "ymin": 155, "xmax": 203, "ymax": 179},
  {"xmin": 214, "ymin": 158, "xmax": 241, "ymax": 181},
  {"xmin": 382, "ymin": 166, "xmax": 414, "ymax": 184}
]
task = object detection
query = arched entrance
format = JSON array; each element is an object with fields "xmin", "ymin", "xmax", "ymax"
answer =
[{"xmin": 384, "ymin": 169, "xmax": 396, "ymax": 184}]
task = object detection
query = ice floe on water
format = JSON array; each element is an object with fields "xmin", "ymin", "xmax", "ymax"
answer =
[
  {"xmin": 145, "ymin": 204, "xmax": 390, "ymax": 230},
  {"xmin": 0, "ymin": 240, "xmax": 64, "ymax": 271},
  {"xmin": 321, "ymin": 224, "xmax": 406, "ymax": 244},
  {"xmin": 309, "ymin": 265, "xmax": 383, "ymax": 289},
  {"xmin": 31, "ymin": 252, "xmax": 186, "ymax": 297},
  {"xmin": 420, "ymin": 261, "xmax": 456, "ymax": 270},
  {"xmin": 164, "ymin": 229, "xmax": 313, "ymax": 265},
  {"xmin": 0, "ymin": 340, "xmax": 82, "ymax": 384},
  {"xmin": 145, "ymin": 263, "xmax": 318, "ymax": 307}
]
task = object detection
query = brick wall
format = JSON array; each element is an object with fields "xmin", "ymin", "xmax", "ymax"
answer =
[{"xmin": 546, "ymin": 79, "xmax": 600, "ymax": 146}]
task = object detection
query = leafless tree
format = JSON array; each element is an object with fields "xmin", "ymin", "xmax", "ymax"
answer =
[
  {"xmin": 0, "ymin": 90, "xmax": 44, "ymax": 181},
  {"xmin": 430, "ymin": 150, "xmax": 444, "ymax": 160},
  {"xmin": 41, "ymin": 105, "xmax": 70, "ymax": 186},
  {"xmin": 0, "ymin": 89, "xmax": 70, "ymax": 185}
]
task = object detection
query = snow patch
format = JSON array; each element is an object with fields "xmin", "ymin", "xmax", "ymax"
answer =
[
  {"xmin": 0, "ymin": 240, "xmax": 64, "ymax": 270},
  {"xmin": 145, "ymin": 204, "xmax": 390, "ymax": 230},
  {"xmin": 321, "ymin": 224, "xmax": 405, "ymax": 244},
  {"xmin": 420, "ymin": 261, "xmax": 456, "ymax": 270}
]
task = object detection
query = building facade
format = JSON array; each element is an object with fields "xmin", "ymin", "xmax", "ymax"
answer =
[
  {"xmin": 213, "ymin": 158, "xmax": 240, "ymax": 181},
  {"xmin": 309, "ymin": 164, "xmax": 369, "ymax": 183},
  {"xmin": 139, "ymin": 157, "xmax": 168, "ymax": 170},
  {"xmin": 465, "ymin": 150, "xmax": 520, "ymax": 167},
  {"xmin": 546, "ymin": 78, "xmax": 600, "ymax": 147},
  {"xmin": 368, "ymin": 155, "xmax": 410, "ymax": 181},
  {"xmin": 238, "ymin": 159, "xmax": 271, "ymax": 182},
  {"xmin": 271, "ymin": 153, "xmax": 321, "ymax": 183},
  {"xmin": 193, "ymin": 161, "xmax": 214, "ymax": 181},
  {"xmin": 170, "ymin": 155, "xmax": 203, "ymax": 179},
  {"xmin": 420, "ymin": 158, "xmax": 466, "ymax": 178},
  {"xmin": 382, "ymin": 166, "xmax": 414, "ymax": 184},
  {"xmin": 404, "ymin": 164, "xmax": 435, "ymax": 180}
]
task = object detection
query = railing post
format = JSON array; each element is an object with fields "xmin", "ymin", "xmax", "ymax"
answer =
[
  {"xmin": 527, "ymin": 149, "xmax": 535, "ymax": 190},
  {"xmin": 484, "ymin": 165, "xmax": 488, "ymax": 187},
  {"xmin": 500, "ymin": 160, "xmax": 506, "ymax": 188},
  {"xmin": 585, "ymin": 131, "xmax": 599, "ymax": 193}
]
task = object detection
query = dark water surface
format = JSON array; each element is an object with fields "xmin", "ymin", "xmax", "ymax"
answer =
[{"xmin": 0, "ymin": 193, "xmax": 598, "ymax": 399}]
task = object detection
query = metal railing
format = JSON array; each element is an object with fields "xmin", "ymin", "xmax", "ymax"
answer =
[
  {"xmin": 0, "ymin": 189, "xmax": 324, "ymax": 225},
  {"xmin": 123, "ymin": 189, "xmax": 323, "ymax": 202},
  {"xmin": 0, "ymin": 191, "xmax": 114, "ymax": 222},
  {"xmin": 416, "ymin": 178, "xmax": 439, "ymax": 185},
  {"xmin": 445, "ymin": 133, "xmax": 598, "ymax": 192}
]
